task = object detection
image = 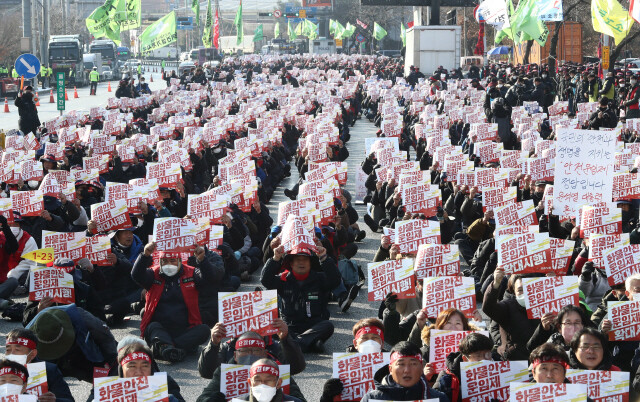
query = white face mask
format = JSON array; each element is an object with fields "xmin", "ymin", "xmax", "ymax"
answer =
[
  {"xmin": 251, "ymin": 384, "xmax": 277, "ymax": 402},
  {"xmin": 161, "ymin": 264, "xmax": 179, "ymax": 277},
  {"xmin": 10, "ymin": 227, "xmax": 21, "ymax": 237},
  {"xmin": 516, "ymin": 294, "xmax": 526, "ymax": 307},
  {"xmin": 621, "ymin": 84, "xmax": 626, "ymax": 88},
  {"xmin": 0, "ymin": 383, "xmax": 23, "ymax": 396},
  {"xmin": 629, "ymin": 292, "xmax": 640, "ymax": 301},
  {"xmin": 542, "ymin": 74, "xmax": 547, "ymax": 78},
  {"xmin": 358, "ymin": 340, "xmax": 382, "ymax": 354},
  {"xmin": 27, "ymin": 180, "xmax": 39, "ymax": 189},
  {"xmin": 4, "ymin": 354, "xmax": 27, "ymax": 366}
]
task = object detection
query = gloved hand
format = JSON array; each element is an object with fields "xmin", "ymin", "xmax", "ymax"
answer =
[
  {"xmin": 581, "ymin": 261, "xmax": 595, "ymax": 281},
  {"xmin": 384, "ymin": 292, "xmax": 398, "ymax": 311},
  {"xmin": 319, "ymin": 378, "xmax": 344, "ymax": 402},
  {"xmin": 234, "ymin": 250, "xmax": 242, "ymax": 260},
  {"xmin": 0, "ymin": 215, "xmax": 8, "ymax": 229}
]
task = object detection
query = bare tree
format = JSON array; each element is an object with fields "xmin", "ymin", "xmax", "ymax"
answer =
[{"xmin": 0, "ymin": 10, "xmax": 21, "ymax": 67}]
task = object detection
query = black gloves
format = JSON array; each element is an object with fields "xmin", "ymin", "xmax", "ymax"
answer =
[
  {"xmin": 320, "ymin": 378, "xmax": 344, "ymax": 402},
  {"xmin": 0, "ymin": 215, "xmax": 18, "ymax": 255},
  {"xmin": 384, "ymin": 292, "xmax": 398, "ymax": 311},
  {"xmin": 581, "ymin": 261, "xmax": 595, "ymax": 282}
]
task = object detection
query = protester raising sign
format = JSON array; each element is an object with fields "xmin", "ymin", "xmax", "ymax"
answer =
[
  {"xmin": 608, "ymin": 301, "xmax": 640, "ymax": 341},
  {"xmin": 401, "ymin": 184, "xmax": 441, "ymax": 217},
  {"xmin": 509, "ymin": 382, "xmax": 588, "ymax": 401},
  {"xmin": 90, "ymin": 200, "xmax": 133, "ymax": 233},
  {"xmin": 493, "ymin": 199, "xmax": 538, "ymax": 227},
  {"xmin": 522, "ymin": 276, "xmax": 579, "ymax": 319},
  {"xmin": 279, "ymin": 215, "xmax": 317, "ymax": 254},
  {"xmin": 394, "ymin": 219, "xmax": 441, "ymax": 254},
  {"xmin": 29, "ymin": 265, "xmax": 74, "ymax": 304},
  {"xmin": 218, "ymin": 290, "xmax": 278, "ymax": 338},
  {"xmin": 187, "ymin": 190, "xmax": 229, "ymax": 223},
  {"xmin": 11, "ymin": 190, "xmax": 44, "ymax": 217},
  {"xmin": 221, "ymin": 364, "xmax": 290, "ymax": 401},
  {"xmin": 461, "ymin": 360, "xmax": 529, "ymax": 402},
  {"xmin": 422, "ymin": 277, "xmax": 476, "ymax": 318},
  {"xmin": 566, "ymin": 369, "xmax": 629, "ymax": 402},
  {"xmin": 42, "ymin": 231, "xmax": 86, "ymax": 262},
  {"xmin": 152, "ymin": 218, "xmax": 197, "ymax": 254},
  {"xmin": 414, "ymin": 244, "xmax": 460, "ymax": 278},
  {"xmin": 332, "ymin": 352, "xmax": 390, "ymax": 401},
  {"xmin": 579, "ymin": 202, "xmax": 622, "ymax": 238},
  {"xmin": 85, "ymin": 235, "xmax": 111, "ymax": 266},
  {"xmin": 429, "ymin": 330, "xmax": 489, "ymax": 373},
  {"xmin": 550, "ymin": 238, "xmax": 575, "ymax": 275},
  {"xmin": 367, "ymin": 259, "xmax": 416, "ymax": 301},
  {"xmin": 93, "ymin": 373, "xmax": 169, "ymax": 401},
  {"xmin": 497, "ymin": 233, "xmax": 551, "ymax": 274}
]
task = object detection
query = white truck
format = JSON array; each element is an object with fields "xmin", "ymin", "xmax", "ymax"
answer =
[
  {"xmin": 219, "ymin": 36, "xmax": 255, "ymax": 55},
  {"xmin": 309, "ymin": 38, "xmax": 336, "ymax": 55},
  {"xmin": 149, "ymin": 46, "xmax": 180, "ymax": 60},
  {"xmin": 83, "ymin": 53, "xmax": 103, "ymax": 80},
  {"xmin": 405, "ymin": 25, "xmax": 461, "ymax": 77}
]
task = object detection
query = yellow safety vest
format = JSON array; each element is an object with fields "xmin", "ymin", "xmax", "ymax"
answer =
[{"xmin": 90, "ymin": 70, "xmax": 100, "ymax": 82}]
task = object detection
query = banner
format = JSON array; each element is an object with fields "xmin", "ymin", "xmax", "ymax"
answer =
[
  {"xmin": 139, "ymin": 11, "xmax": 177, "ymax": 54},
  {"xmin": 603, "ymin": 244, "xmax": 640, "ymax": 286},
  {"xmin": 86, "ymin": 235, "xmax": 112, "ymax": 266},
  {"xmin": 221, "ymin": 364, "xmax": 290, "ymax": 401},
  {"xmin": 579, "ymin": 202, "xmax": 622, "ymax": 238},
  {"xmin": 280, "ymin": 215, "xmax": 317, "ymax": 254},
  {"xmin": 93, "ymin": 373, "xmax": 169, "ymax": 401},
  {"xmin": 422, "ymin": 276, "xmax": 476, "ymax": 318},
  {"xmin": 152, "ymin": 218, "xmax": 197, "ymax": 254},
  {"xmin": 146, "ymin": 162, "xmax": 181, "ymax": 189},
  {"xmin": 11, "ymin": 190, "xmax": 44, "ymax": 217},
  {"xmin": 394, "ymin": 219, "xmax": 441, "ymax": 254},
  {"xmin": 497, "ymin": 233, "xmax": 551, "ymax": 274},
  {"xmin": 522, "ymin": 276, "xmax": 579, "ymax": 319},
  {"xmin": 493, "ymin": 199, "xmax": 538, "ymax": 226},
  {"xmin": 414, "ymin": 244, "xmax": 460, "ymax": 278},
  {"xmin": 332, "ymin": 353, "xmax": 390, "ymax": 401},
  {"xmin": 42, "ymin": 231, "xmax": 86, "ymax": 262},
  {"xmin": 187, "ymin": 190, "xmax": 229, "ymax": 223},
  {"xmin": 461, "ymin": 360, "xmax": 529, "ymax": 402},
  {"xmin": 550, "ymin": 238, "xmax": 575, "ymax": 275},
  {"xmin": 589, "ymin": 233, "xmax": 628, "ymax": 268},
  {"xmin": 509, "ymin": 382, "xmax": 587, "ymax": 401},
  {"xmin": 29, "ymin": 265, "xmax": 75, "ymax": 304},
  {"xmin": 554, "ymin": 128, "xmax": 616, "ymax": 218},
  {"xmin": 367, "ymin": 259, "xmax": 415, "ymax": 301},
  {"xmin": 566, "ymin": 369, "xmax": 629, "ymax": 401},
  {"xmin": 608, "ymin": 300, "xmax": 640, "ymax": 341},
  {"xmin": 90, "ymin": 200, "xmax": 132, "ymax": 233},
  {"xmin": 218, "ymin": 290, "xmax": 278, "ymax": 338},
  {"xmin": 401, "ymin": 185, "xmax": 441, "ymax": 217},
  {"xmin": 430, "ymin": 330, "xmax": 489, "ymax": 373}
]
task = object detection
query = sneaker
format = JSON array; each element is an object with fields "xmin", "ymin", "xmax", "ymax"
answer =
[
  {"xmin": 0, "ymin": 299, "xmax": 10, "ymax": 311},
  {"xmin": 363, "ymin": 214, "xmax": 379, "ymax": 232},
  {"xmin": 160, "ymin": 344, "xmax": 186, "ymax": 363},
  {"xmin": 355, "ymin": 230, "xmax": 366, "ymax": 242},
  {"xmin": 340, "ymin": 285, "xmax": 361, "ymax": 313},
  {"xmin": 12, "ymin": 286, "xmax": 27, "ymax": 297},
  {"xmin": 284, "ymin": 189, "xmax": 297, "ymax": 200},
  {"xmin": 309, "ymin": 339, "xmax": 325, "ymax": 354}
]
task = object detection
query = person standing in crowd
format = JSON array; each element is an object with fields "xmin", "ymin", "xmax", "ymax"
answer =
[{"xmin": 14, "ymin": 86, "xmax": 40, "ymax": 136}]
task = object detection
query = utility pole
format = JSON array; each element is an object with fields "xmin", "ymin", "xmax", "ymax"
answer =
[{"xmin": 22, "ymin": 0, "xmax": 32, "ymax": 53}]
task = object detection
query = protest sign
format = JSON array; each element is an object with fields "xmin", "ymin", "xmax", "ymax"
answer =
[
  {"xmin": 93, "ymin": 373, "xmax": 169, "ymax": 401},
  {"xmin": 332, "ymin": 353, "xmax": 390, "ymax": 401},
  {"xmin": 42, "ymin": 231, "xmax": 86, "ymax": 262},
  {"xmin": 25, "ymin": 362, "xmax": 48, "ymax": 397},
  {"xmin": 509, "ymin": 382, "xmax": 588, "ymax": 401},
  {"xmin": 401, "ymin": 184, "xmax": 441, "ymax": 217},
  {"xmin": 29, "ymin": 265, "xmax": 74, "ymax": 304},
  {"xmin": 422, "ymin": 276, "xmax": 476, "ymax": 318},
  {"xmin": 603, "ymin": 244, "xmax": 640, "ymax": 286},
  {"xmin": 398, "ymin": 170, "xmax": 431, "ymax": 190},
  {"xmin": 85, "ymin": 235, "xmax": 111, "ymax": 266},
  {"xmin": 566, "ymin": 369, "xmax": 629, "ymax": 402},
  {"xmin": 429, "ymin": 330, "xmax": 489, "ymax": 373},
  {"xmin": 11, "ymin": 190, "xmax": 44, "ymax": 217},
  {"xmin": 279, "ymin": 215, "xmax": 317, "ymax": 254},
  {"xmin": 90, "ymin": 200, "xmax": 132, "ymax": 233},
  {"xmin": 579, "ymin": 202, "xmax": 622, "ymax": 238},
  {"xmin": 482, "ymin": 186, "xmax": 518, "ymax": 212},
  {"xmin": 208, "ymin": 225, "xmax": 224, "ymax": 252},
  {"xmin": 277, "ymin": 199, "xmax": 317, "ymax": 232},
  {"xmin": 497, "ymin": 233, "xmax": 551, "ymax": 274},
  {"xmin": 367, "ymin": 259, "xmax": 415, "ymax": 301},
  {"xmin": 0, "ymin": 199, "xmax": 13, "ymax": 223},
  {"xmin": 613, "ymin": 172, "xmax": 640, "ymax": 201},
  {"xmin": 522, "ymin": 276, "xmax": 580, "ymax": 319},
  {"xmin": 608, "ymin": 300, "xmax": 640, "ymax": 341},
  {"xmin": 550, "ymin": 238, "xmax": 575, "ymax": 275},
  {"xmin": 589, "ymin": 233, "xmax": 629, "ymax": 269},
  {"xmin": 221, "ymin": 364, "xmax": 290, "ymax": 401},
  {"xmin": 187, "ymin": 190, "xmax": 229, "ymax": 223},
  {"xmin": 152, "ymin": 218, "xmax": 197, "ymax": 254},
  {"xmin": 219, "ymin": 290, "xmax": 278, "ymax": 338},
  {"xmin": 146, "ymin": 162, "xmax": 182, "ymax": 189},
  {"xmin": 493, "ymin": 199, "xmax": 538, "ymax": 227},
  {"xmin": 554, "ymin": 128, "xmax": 616, "ymax": 217},
  {"xmin": 394, "ymin": 219, "xmax": 441, "ymax": 255},
  {"xmin": 461, "ymin": 360, "xmax": 529, "ymax": 402},
  {"xmin": 414, "ymin": 244, "xmax": 460, "ymax": 278},
  {"xmin": 0, "ymin": 396, "xmax": 37, "ymax": 401},
  {"xmin": 20, "ymin": 159, "xmax": 44, "ymax": 182}
]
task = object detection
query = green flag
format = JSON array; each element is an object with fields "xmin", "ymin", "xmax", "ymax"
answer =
[
  {"xmin": 373, "ymin": 22, "xmax": 387, "ymax": 41},
  {"xmin": 303, "ymin": 19, "xmax": 318, "ymax": 40},
  {"xmin": 139, "ymin": 11, "xmax": 177, "ymax": 54},
  {"xmin": 343, "ymin": 22, "xmax": 356, "ymax": 38},
  {"xmin": 495, "ymin": 0, "xmax": 515, "ymax": 43},
  {"xmin": 202, "ymin": 0, "xmax": 213, "ymax": 47},
  {"xmin": 274, "ymin": 22, "xmax": 280, "ymax": 38},
  {"xmin": 400, "ymin": 23, "xmax": 406, "ymax": 47},
  {"xmin": 288, "ymin": 20, "xmax": 297, "ymax": 40},
  {"xmin": 191, "ymin": 0, "xmax": 200, "ymax": 25},
  {"xmin": 253, "ymin": 24, "xmax": 264, "ymax": 42},
  {"xmin": 329, "ymin": 19, "xmax": 337, "ymax": 35},
  {"xmin": 86, "ymin": 0, "xmax": 121, "ymax": 43},
  {"xmin": 334, "ymin": 21, "xmax": 346, "ymax": 39},
  {"xmin": 294, "ymin": 21, "xmax": 304, "ymax": 36},
  {"xmin": 115, "ymin": 0, "xmax": 141, "ymax": 31},
  {"xmin": 235, "ymin": 1, "xmax": 243, "ymax": 46},
  {"xmin": 508, "ymin": 0, "xmax": 548, "ymax": 45}
]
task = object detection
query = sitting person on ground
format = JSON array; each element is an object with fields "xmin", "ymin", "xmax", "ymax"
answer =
[
  {"xmin": 0, "ymin": 359, "xmax": 30, "ymax": 396},
  {"xmin": 529, "ymin": 343, "xmax": 571, "ymax": 384},
  {"xmin": 239, "ymin": 358, "xmax": 303, "ymax": 402},
  {"xmin": 568, "ymin": 327, "xmax": 620, "ymax": 371}
]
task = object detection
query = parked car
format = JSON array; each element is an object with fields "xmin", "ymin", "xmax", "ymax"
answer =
[
  {"xmin": 121, "ymin": 59, "xmax": 144, "ymax": 74},
  {"xmin": 102, "ymin": 65, "xmax": 114, "ymax": 80},
  {"xmin": 178, "ymin": 61, "xmax": 196, "ymax": 76}
]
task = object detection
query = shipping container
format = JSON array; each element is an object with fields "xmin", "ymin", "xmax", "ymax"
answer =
[{"xmin": 513, "ymin": 21, "xmax": 582, "ymax": 65}]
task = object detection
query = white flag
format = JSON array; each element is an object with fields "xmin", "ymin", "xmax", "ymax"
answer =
[
  {"xmin": 538, "ymin": 0, "xmax": 564, "ymax": 21},
  {"xmin": 476, "ymin": 0, "xmax": 511, "ymax": 30},
  {"xmin": 631, "ymin": 0, "xmax": 640, "ymax": 23}
]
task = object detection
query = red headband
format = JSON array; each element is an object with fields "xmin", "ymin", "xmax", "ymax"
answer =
[
  {"xmin": 236, "ymin": 339, "xmax": 266, "ymax": 349},
  {"xmin": 390, "ymin": 352, "xmax": 423, "ymax": 366},
  {"xmin": 250, "ymin": 364, "xmax": 279, "ymax": 378},
  {"xmin": 0, "ymin": 367, "xmax": 26, "ymax": 383},
  {"xmin": 531, "ymin": 356, "xmax": 569, "ymax": 371},
  {"xmin": 159, "ymin": 251, "xmax": 181, "ymax": 259},
  {"xmin": 6, "ymin": 337, "xmax": 36, "ymax": 351},
  {"xmin": 355, "ymin": 326, "xmax": 384, "ymax": 343},
  {"xmin": 120, "ymin": 352, "xmax": 151, "ymax": 366}
]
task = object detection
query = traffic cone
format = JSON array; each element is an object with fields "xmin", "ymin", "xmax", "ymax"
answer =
[
  {"xmin": 3, "ymin": 98, "xmax": 9, "ymax": 113},
  {"xmin": 73, "ymin": 86, "xmax": 79, "ymax": 98},
  {"xmin": 65, "ymin": 89, "xmax": 68, "ymax": 101},
  {"xmin": 49, "ymin": 89, "xmax": 54, "ymax": 103},
  {"xmin": 35, "ymin": 96, "xmax": 40, "ymax": 106},
  {"xmin": 108, "ymin": 82, "xmax": 112, "ymax": 92},
  {"xmin": 150, "ymin": 75, "xmax": 153, "ymax": 82}
]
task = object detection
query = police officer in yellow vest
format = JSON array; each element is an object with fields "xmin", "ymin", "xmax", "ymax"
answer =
[
  {"xmin": 39, "ymin": 65, "xmax": 47, "ymax": 88},
  {"xmin": 0, "ymin": 66, "xmax": 8, "ymax": 78},
  {"xmin": 89, "ymin": 67, "xmax": 100, "ymax": 95},
  {"xmin": 599, "ymin": 71, "xmax": 616, "ymax": 104},
  {"xmin": 11, "ymin": 68, "xmax": 19, "ymax": 78}
]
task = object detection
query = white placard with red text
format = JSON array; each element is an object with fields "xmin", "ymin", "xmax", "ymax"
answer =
[
  {"xmin": 218, "ymin": 290, "xmax": 278, "ymax": 338},
  {"xmin": 332, "ymin": 353, "xmax": 390, "ymax": 401},
  {"xmin": 522, "ymin": 276, "xmax": 580, "ymax": 319}
]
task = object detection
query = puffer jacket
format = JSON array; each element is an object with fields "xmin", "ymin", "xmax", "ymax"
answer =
[{"xmin": 361, "ymin": 374, "xmax": 449, "ymax": 402}]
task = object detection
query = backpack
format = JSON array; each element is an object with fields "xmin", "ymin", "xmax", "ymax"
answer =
[{"xmin": 338, "ymin": 259, "xmax": 359, "ymax": 287}]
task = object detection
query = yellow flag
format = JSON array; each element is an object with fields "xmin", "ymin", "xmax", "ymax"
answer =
[
  {"xmin": 591, "ymin": 0, "xmax": 633, "ymax": 44},
  {"xmin": 21, "ymin": 248, "xmax": 55, "ymax": 264}
]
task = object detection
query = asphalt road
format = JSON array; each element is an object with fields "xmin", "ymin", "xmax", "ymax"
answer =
[{"xmin": 0, "ymin": 95, "xmax": 383, "ymax": 401}]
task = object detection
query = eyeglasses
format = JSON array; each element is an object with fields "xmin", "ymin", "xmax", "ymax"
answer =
[
  {"xmin": 561, "ymin": 322, "xmax": 583, "ymax": 327},
  {"xmin": 578, "ymin": 345, "xmax": 602, "ymax": 351}
]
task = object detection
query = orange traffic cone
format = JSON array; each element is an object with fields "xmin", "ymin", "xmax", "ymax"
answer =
[
  {"xmin": 108, "ymin": 82, "xmax": 112, "ymax": 92},
  {"xmin": 65, "ymin": 89, "xmax": 68, "ymax": 101},
  {"xmin": 49, "ymin": 89, "xmax": 54, "ymax": 103},
  {"xmin": 73, "ymin": 86, "xmax": 79, "ymax": 98},
  {"xmin": 150, "ymin": 75, "xmax": 153, "ymax": 82},
  {"xmin": 3, "ymin": 98, "xmax": 9, "ymax": 113},
  {"xmin": 35, "ymin": 96, "xmax": 40, "ymax": 106}
]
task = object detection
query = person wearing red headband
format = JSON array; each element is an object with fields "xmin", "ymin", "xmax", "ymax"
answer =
[
  {"xmin": 529, "ymin": 343, "xmax": 571, "ymax": 384},
  {"xmin": 4, "ymin": 328, "xmax": 73, "ymax": 402},
  {"xmin": 0, "ymin": 359, "xmax": 29, "ymax": 396},
  {"xmin": 361, "ymin": 341, "xmax": 448, "ymax": 402},
  {"xmin": 239, "ymin": 358, "xmax": 303, "ymax": 402}
]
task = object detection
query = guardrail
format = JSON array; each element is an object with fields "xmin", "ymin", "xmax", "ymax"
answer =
[{"xmin": 141, "ymin": 60, "xmax": 180, "ymax": 67}]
